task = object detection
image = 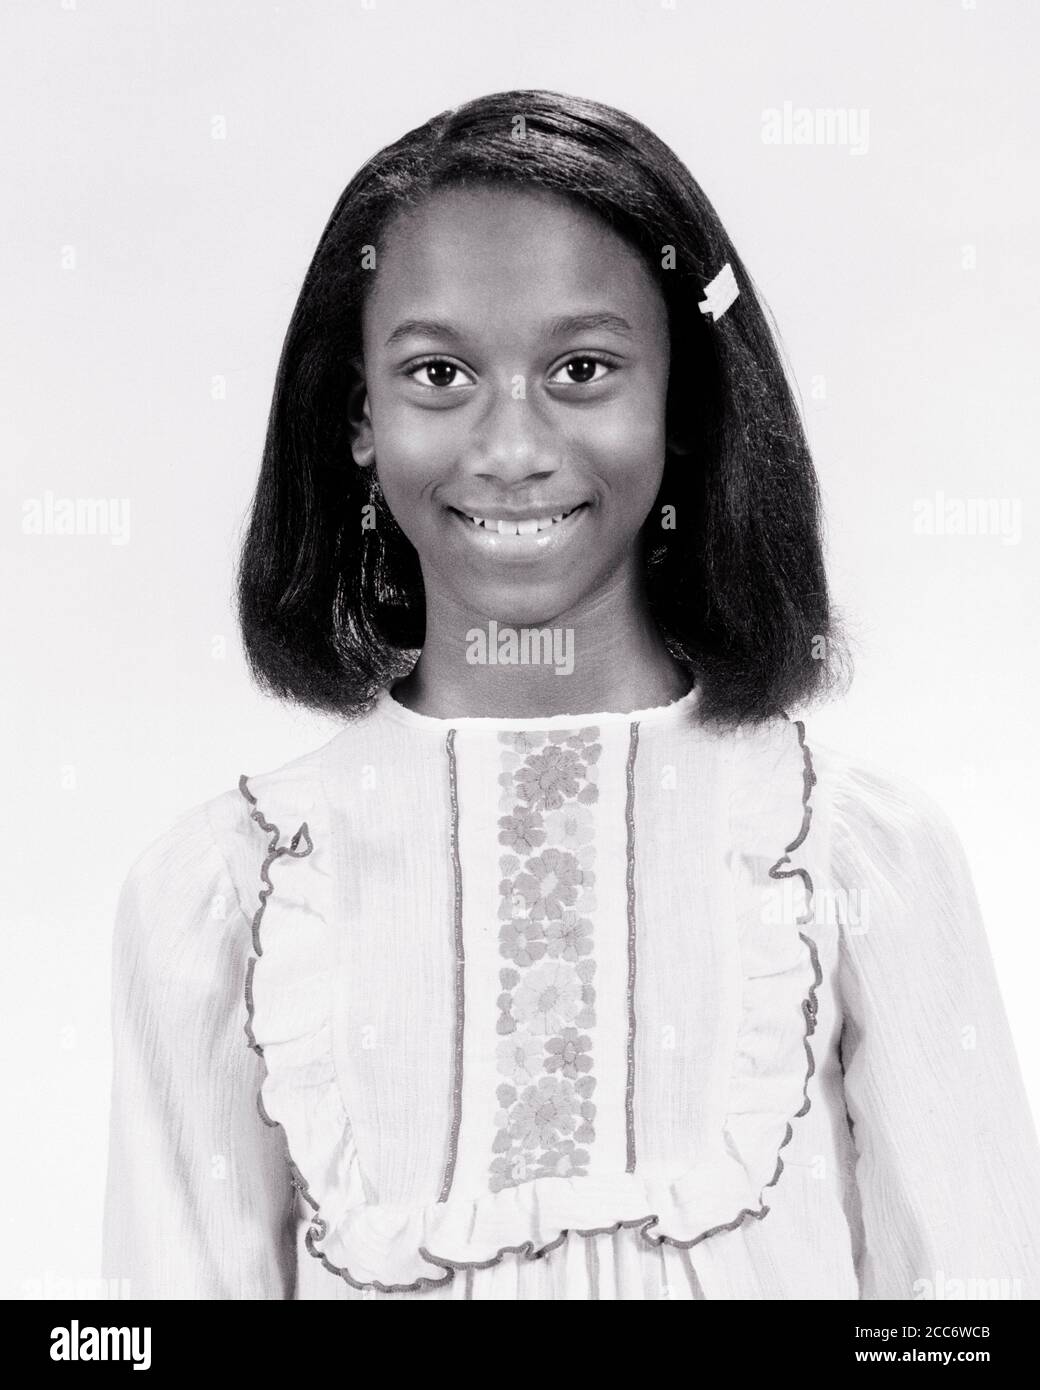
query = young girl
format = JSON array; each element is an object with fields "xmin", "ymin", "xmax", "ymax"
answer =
[{"xmin": 102, "ymin": 90, "xmax": 1040, "ymax": 1300}]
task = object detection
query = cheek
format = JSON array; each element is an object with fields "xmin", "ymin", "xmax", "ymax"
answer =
[
  {"xmin": 369, "ymin": 382, "xmax": 462, "ymax": 474},
  {"xmin": 367, "ymin": 398, "xmax": 460, "ymax": 539},
  {"xmin": 580, "ymin": 393, "xmax": 668, "ymax": 505}
]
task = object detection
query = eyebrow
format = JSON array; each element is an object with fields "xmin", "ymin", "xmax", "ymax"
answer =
[
  {"xmin": 384, "ymin": 319, "xmax": 464, "ymax": 348},
  {"xmin": 549, "ymin": 312, "xmax": 634, "ymax": 339},
  {"xmin": 383, "ymin": 311, "xmax": 634, "ymax": 349}
]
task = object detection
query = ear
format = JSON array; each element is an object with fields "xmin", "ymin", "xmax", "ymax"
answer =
[
  {"xmin": 666, "ymin": 431, "xmax": 695, "ymax": 458},
  {"xmin": 346, "ymin": 365, "xmax": 375, "ymax": 468}
]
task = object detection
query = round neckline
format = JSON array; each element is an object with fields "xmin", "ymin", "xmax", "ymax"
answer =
[{"xmin": 375, "ymin": 679, "xmax": 702, "ymax": 732}]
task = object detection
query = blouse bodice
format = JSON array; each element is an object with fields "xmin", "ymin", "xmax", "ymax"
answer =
[{"xmin": 101, "ymin": 685, "xmax": 1040, "ymax": 1299}]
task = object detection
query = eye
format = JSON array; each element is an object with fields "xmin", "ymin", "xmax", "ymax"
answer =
[
  {"xmin": 404, "ymin": 357, "xmax": 474, "ymax": 388},
  {"xmin": 548, "ymin": 355, "xmax": 615, "ymax": 386}
]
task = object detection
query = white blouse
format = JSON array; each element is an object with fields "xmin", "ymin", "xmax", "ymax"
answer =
[{"xmin": 101, "ymin": 684, "xmax": 1040, "ymax": 1299}]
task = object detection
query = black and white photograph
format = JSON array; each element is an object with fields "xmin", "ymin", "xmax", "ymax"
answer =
[{"xmin": 4, "ymin": 0, "xmax": 1040, "ymax": 1352}]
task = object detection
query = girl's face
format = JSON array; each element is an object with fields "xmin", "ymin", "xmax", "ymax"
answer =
[{"xmin": 351, "ymin": 183, "xmax": 672, "ymax": 627}]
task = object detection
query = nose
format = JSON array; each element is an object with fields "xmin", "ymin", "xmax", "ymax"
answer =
[{"xmin": 462, "ymin": 380, "xmax": 563, "ymax": 488}]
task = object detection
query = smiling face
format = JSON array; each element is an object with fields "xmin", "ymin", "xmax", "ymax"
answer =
[{"xmin": 350, "ymin": 183, "xmax": 672, "ymax": 629}]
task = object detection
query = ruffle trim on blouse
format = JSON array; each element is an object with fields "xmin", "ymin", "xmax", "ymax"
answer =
[{"xmin": 237, "ymin": 718, "xmax": 821, "ymax": 1294}]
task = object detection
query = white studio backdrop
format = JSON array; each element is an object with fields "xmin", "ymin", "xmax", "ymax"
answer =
[{"xmin": 2, "ymin": 0, "xmax": 1037, "ymax": 1296}]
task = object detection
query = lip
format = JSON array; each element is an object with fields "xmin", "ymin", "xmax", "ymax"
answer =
[{"xmin": 447, "ymin": 502, "xmax": 591, "ymax": 559}]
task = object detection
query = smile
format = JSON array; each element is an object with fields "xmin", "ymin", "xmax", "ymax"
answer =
[
  {"xmin": 447, "ymin": 502, "xmax": 591, "ymax": 558},
  {"xmin": 452, "ymin": 505, "xmax": 584, "ymax": 536}
]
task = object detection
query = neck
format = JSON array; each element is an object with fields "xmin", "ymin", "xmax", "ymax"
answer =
[{"xmin": 391, "ymin": 566, "xmax": 694, "ymax": 720}]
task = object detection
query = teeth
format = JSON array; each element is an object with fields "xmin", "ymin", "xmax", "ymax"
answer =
[
  {"xmin": 464, "ymin": 508, "xmax": 575, "ymax": 533},
  {"xmin": 464, "ymin": 508, "xmax": 577, "ymax": 535}
]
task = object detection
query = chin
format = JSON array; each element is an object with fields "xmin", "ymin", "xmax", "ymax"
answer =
[{"xmin": 464, "ymin": 579, "xmax": 587, "ymax": 627}]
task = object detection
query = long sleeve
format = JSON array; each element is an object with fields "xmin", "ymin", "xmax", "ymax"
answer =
[
  {"xmin": 831, "ymin": 761, "xmax": 1040, "ymax": 1299},
  {"xmin": 101, "ymin": 799, "xmax": 298, "ymax": 1299}
]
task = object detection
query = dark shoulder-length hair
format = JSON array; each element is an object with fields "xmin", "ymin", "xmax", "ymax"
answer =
[{"xmin": 237, "ymin": 88, "xmax": 847, "ymax": 727}]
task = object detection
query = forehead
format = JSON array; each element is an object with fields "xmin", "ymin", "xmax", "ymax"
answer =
[{"xmin": 363, "ymin": 184, "xmax": 666, "ymax": 340}]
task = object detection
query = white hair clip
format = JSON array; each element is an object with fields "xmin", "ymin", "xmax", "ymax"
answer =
[{"xmin": 698, "ymin": 262, "xmax": 739, "ymax": 321}]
